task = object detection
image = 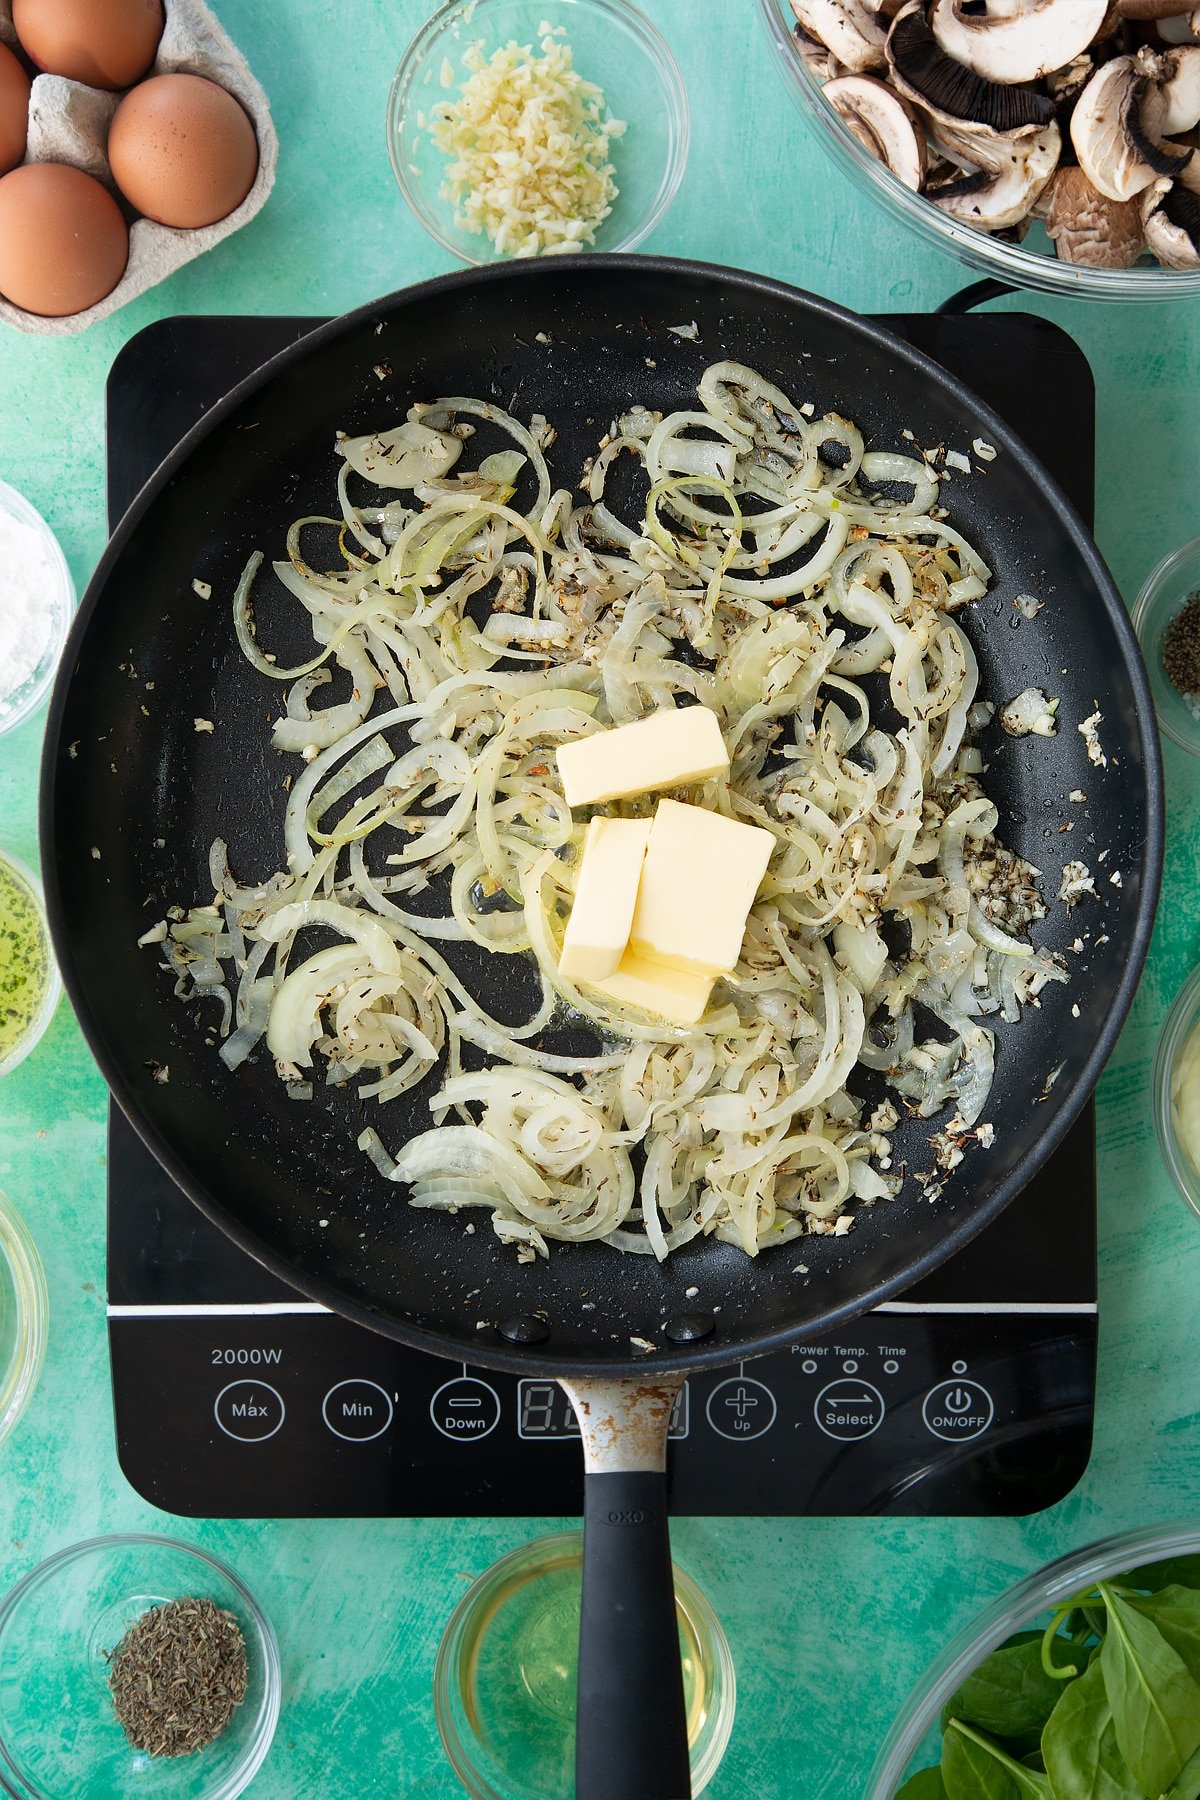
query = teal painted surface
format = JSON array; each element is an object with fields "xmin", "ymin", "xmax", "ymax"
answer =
[{"xmin": 0, "ymin": 2, "xmax": 1199, "ymax": 1793}]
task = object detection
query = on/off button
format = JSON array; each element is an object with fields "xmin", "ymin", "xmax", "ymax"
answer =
[{"xmin": 923, "ymin": 1380, "xmax": 994, "ymax": 1443}]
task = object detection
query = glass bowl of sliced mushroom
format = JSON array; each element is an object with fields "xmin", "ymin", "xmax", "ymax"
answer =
[{"xmin": 760, "ymin": 0, "xmax": 1200, "ymax": 298}]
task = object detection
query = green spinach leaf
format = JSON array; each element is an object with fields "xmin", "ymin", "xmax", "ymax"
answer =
[
  {"xmin": 896, "ymin": 1771, "xmax": 950, "ymax": 1798},
  {"xmin": 1158, "ymin": 1738, "xmax": 1200, "ymax": 1799},
  {"xmin": 1130, "ymin": 1588, "xmax": 1200, "ymax": 1687},
  {"xmin": 1120, "ymin": 1559, "xmax": 1200, "ymax": 1599},
  {"xmin": 1041, "ymin": 1658, "xmax": 1142, "ymax": 1800},
  {"xmin": 1098, "ymin": 1584, "xmax": 1200, "ymax": 1797},
  {"xmin": 943, "ymin": 1636, "xmax": 1066, "ymax": 1739},
  {"xmin": 942, "ymin": 1720, "xmax": 1051, "ymax": 1799}
]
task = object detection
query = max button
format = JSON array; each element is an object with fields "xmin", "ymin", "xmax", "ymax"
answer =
[
  {"xmin": 323, "ymin": 1379, "xmax": 393, "ymax": 1443},
  {"xmin": 214, "ymin": 1380, "xmax": 285, "ymax": 1442},
  {"xmin": 923, "ymin": 1380, "xmax": 994, "ymax": 1443},
  {"xmin": 430, "ymin": 1377, "xmax": 501, "ymax": 1441}
]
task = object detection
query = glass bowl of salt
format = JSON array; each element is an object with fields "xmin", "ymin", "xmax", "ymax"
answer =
[{"xmin": 0, "ymin": 479, "xmax": 75, "ymax": 738}]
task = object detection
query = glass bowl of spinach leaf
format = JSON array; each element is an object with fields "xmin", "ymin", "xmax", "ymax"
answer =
[{"xmin": 868, "ymin": 1522, "xmax": 1200, "ymax": 1800}]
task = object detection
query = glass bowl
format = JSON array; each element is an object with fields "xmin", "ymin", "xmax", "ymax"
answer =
[
  {"xmin": 387, "ymin": 0, "xmax": 689, "ymax": 264},
  {"xmin": 0, "ymin": 482, "xmax": 75, "ymax": 737},
  {"xmin": 434, "ymin": 1531, "xmax": 736, "ymax": 1798},
  {"xmin": 0, "ymin": 1187, "xmax": 48, "ymax": 1447},
  {"xmin": 1132, "ymin": 537, "xmax": 1200, "ymax": 758},
  {"xmin": 0, "ymin": 1536, "xmax": 281, "ymax": 1798},
  {"xmin": 1153, "ymin": 963, "xmax": 1200, "ymax": 1220},
  {"xmin": 867, "ymin": 1520, "xmax": 1200, "ymax": 1796},
  {"xmin": 0, "ymin": 848, "xmax": 61, "ymax": 1080},
  {"xmin": 758, "ymin": 0, "xmax": 1200, "ymax": 304}
]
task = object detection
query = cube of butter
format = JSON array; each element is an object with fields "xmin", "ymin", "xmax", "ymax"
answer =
[
  {"xmin": 592, "ymin": 952, "xmax": 713, "ymax": 1026},
  {"xmin": 555, "ymin": 706, "xmax": 729, "ymax": 808},
  {"xmin": 629, "ymin": 800, "xmax": 774, "ymax": 977},
  {"xmin": 559, "ymin": 816, "xmax": 651, "ymax": 985}
]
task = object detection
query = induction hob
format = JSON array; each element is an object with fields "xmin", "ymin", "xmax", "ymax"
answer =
[{"xmin": 105, "ymin": 310, "xmax": 1099, "ymax": 1521}]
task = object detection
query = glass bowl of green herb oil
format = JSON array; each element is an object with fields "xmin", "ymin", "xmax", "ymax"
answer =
[
  {"xmin": 0, "ymin": 848, "xmax": 60, "ymax": 1079},
  {"xmin": 434, "ymin": 1530, "xmax": 736, "ymax": 1798},
  {"xmin": 1132, "ymin": 536, "xmax": 1200, "ymax": 758},
  {"xmin": 0, "ymin": 1535, "xmax": 281, "ymax": 1795},
  {"xmin": 867, "ymin": 1521, "xmax": 1200, "ymax": 1798},
  {"xmin": 0, "ymin": 1187, "xmax": 47, "ymax": 1446}
]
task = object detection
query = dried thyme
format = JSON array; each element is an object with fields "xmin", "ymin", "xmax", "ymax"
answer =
[
  {"xmin": 105, "ymin": 1597, "xmax": 249, "ymax": 1757},
  {"xmin": 1162, "ymin": 587, "xmax": 1200, "ymax": 700}
]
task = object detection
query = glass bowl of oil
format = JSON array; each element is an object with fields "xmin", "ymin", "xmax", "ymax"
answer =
[
  {"xmin": 434, "ymin": 1530, "xmax": 736, "ymax": 1798},
  {"xmin": 0, "ymin": 1186, "xmax": 47, "ymax": 1446},
  {"xmin": 0, "ymin": 847, "xmax": 61, "ymax": 1079}
]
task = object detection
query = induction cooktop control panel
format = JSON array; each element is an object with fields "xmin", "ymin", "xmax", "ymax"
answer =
[{"xmin": 109, "ymin": 1298, "xmax": 1094, "ymax": 1518}]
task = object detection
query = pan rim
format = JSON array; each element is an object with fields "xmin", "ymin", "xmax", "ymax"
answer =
[{"xmin": 40, "ymin": 254, "xmax": 1164, "ymax": 1376}]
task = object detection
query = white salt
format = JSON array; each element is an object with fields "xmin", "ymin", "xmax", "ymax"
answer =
[{"xmin": 0, "ymin": 502, "xmax": 59, "ymax": 722}]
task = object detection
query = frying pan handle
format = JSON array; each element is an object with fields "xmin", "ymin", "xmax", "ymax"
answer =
[{"xmin": 560, "ymin": 1375, "xmax": 691, "ymax": 1800}]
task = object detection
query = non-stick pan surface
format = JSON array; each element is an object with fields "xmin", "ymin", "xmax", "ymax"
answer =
[{"xmin": 42, "ymin": 257, "xmax": 1161, "ymax": 1376}]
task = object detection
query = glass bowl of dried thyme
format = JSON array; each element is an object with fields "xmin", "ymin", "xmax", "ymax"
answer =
[
  {"xmin": 0, "ymin": 1534, "xmax": 280, "ymax": 1794},
  {"xmin": 1132, "ymin": 537, "xmax": 1200, "ymax": 758}
]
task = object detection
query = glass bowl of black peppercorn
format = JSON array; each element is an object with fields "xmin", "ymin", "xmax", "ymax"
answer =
[
  {"xmin": 0, "ymin": 1535, "xmax": 280, "ymax": 1795},
  {"xmin": 1133, "ymin": 537, "xmax": 1200, "ymax": 758}
]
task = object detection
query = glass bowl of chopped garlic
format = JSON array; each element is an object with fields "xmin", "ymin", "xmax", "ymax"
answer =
[{"xmin": 388, "ymin": 0, "xmax": 689, "ymax": 263}]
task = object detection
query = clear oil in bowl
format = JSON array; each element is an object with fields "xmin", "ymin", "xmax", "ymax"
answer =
[{"xmin": 435, "ymin": 1531, "xmax": 735, "ymax": 1800}]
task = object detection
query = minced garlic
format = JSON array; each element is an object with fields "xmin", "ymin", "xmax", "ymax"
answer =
[{"xmin": 429, "ymin": 27, "xmax": 625, "ymax": 259}]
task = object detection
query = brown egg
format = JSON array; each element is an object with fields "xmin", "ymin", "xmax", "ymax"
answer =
[
  {"xmin": 12, "ymin": 0, "xmax": 163, "ymax": 92},
  {"xmin": 107, "ymin": 73, "xmax": 258, "ymax": 230},
  {"xmin": 0, "ymin": 162, "xmax": 128, "ymax": 316},
  {"xmin": 0, "ymin": 45, "xmax": 31, "ymax": 178}
]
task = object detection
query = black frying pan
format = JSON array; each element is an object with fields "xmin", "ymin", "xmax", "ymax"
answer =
[{"xmin": 42, "ymin": 258, "xmax": 1161, "ymax": 1799}]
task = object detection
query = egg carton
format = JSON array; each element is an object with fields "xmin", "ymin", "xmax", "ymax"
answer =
[{"xmin": 0, "ymin": 0, "xmax": 277, "ymax": 335}]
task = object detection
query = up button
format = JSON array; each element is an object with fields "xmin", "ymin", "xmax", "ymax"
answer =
[{"xmin": 923, "ymin": 1379, "xmax": 994, "ymax": 1443}]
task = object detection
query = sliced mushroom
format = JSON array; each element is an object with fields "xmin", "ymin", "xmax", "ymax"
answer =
[
  {"xmin": 1157, "ymin": 43, "xmax": 1200, "ymax": 128},
  {"xmin": 887, "ymin": 2, "xmax": 1057, "ymax": 129},
  {"xmin": 1040, "ymin": 163, "xmax": 1147, "ymax": 259},
  {"xmin": 1071, "ymin": 49, "xmax": 1196, "ymax": 195},
  {"xmin": 790, "ymin": 0, "xmax": 887, "ymax": 73},
  {"xmin": 793, "ymin": 22, "xmax": 846, "ymax": 81},
  {"xmin": 1119, "ymin": 0, "xmax": 1195, "ymax": 19},
  {"xmin": 929, "ymin": 0, "xmax": 1109, "ymax": 85},
  {"xmin": 1048, "ymin": 52, "xmax": 1100, "ymax": 107},
  {"xmin": 1158, "ymin": 8, "xmax": 1200, "ymax": 41},
  {"xmin": 823, "ymin": 74, "xmax": 929, "ymax": 186},
  {"xmin": 928, "ymin": 118, "xmax": 1060, "ymax": 226},
  {"xmin": 1140, "ymin": 159, "xmax": 1200, "ymax": 257}
]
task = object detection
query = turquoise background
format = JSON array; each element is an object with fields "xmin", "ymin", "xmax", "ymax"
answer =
[{"xmin": 2, "ymin": 2, "xmax": 1200, "ymax": 1793}]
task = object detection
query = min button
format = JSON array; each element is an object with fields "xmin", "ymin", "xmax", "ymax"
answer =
[
  {"xmin": 923, "ymin": 1380, "xmax": 994, "ymax": 1443},
  {"xmin": 323, "ymin": 1379, "xmax": 394, "ymax": 1443},
  {"xmin": 214, "ymin": 1379, "xmax": 284, "ymax": 1442}
]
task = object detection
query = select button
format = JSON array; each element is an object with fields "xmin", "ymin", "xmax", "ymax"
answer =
[
  {"xmin": 323, "ymin": 1379, "xmax": 394, "ymax": 1442},
  {"xmin": 214, "ymin": 1379, "xmax": 285, "ymax": 1443}
]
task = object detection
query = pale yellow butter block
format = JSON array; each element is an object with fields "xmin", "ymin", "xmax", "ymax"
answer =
[
  {"xmin": 555, "ymin": 706, "xmax": 729, "ymax": 808},
  {"xmin": 559, "ymin": 816, "xmax": 651, "ymax": 984},
  {"xmin": 630, "ymin": 799, "xmax": 775, "ymax": 977},
  {"xmin": 592, "ymin": 952, "xmax": 713, "ymax": 1026}
]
